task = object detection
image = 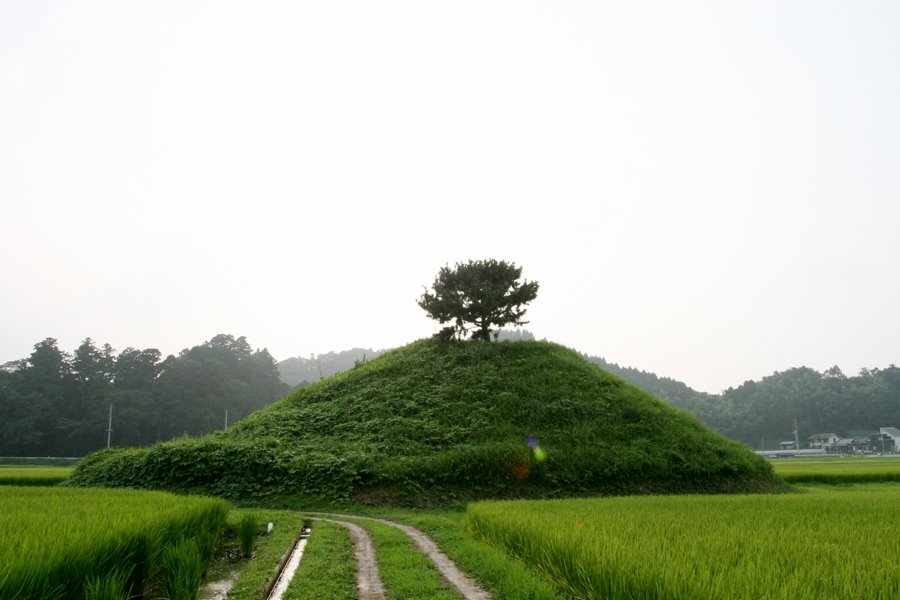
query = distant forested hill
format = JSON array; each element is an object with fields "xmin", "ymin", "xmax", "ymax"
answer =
[
  {"xmin": 582, "ymin": 355, "xmax": 900, "ymax": 449},
  {"xmin": 581, "ymin": 354, "xmax": 716, "ymax": 413},
  {"xmin": 697, "ymin": 366, "xmax": 900, "ymax": 448},
  {"xmin": 277, "ymin": 348, "xmax": 387, "ymax": 387}
]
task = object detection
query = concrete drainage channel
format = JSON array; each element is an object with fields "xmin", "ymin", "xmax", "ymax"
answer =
[
  {"xmin": 259, "ymin": 516, "xmax": 387, "ymax": 600},
  {"xmin": 265, "ymin": 520, "xmax": 313, "ymax": 600}
]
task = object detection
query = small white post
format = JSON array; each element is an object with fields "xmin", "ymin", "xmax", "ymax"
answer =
[{"xmin": 106, "ymin": 404, "xmax": 113, "ymax": 448}]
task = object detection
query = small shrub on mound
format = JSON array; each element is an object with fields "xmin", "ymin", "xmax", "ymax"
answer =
[{"xmin": 69, "ymin": 339, "xmax": 783, "ymax": 504}]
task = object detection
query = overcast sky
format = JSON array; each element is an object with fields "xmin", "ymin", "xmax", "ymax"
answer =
[{"xmin": 2, "ymin": 1, "xmax": 898, "ymax": 393}]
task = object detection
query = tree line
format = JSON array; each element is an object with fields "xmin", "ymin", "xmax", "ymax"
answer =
[
  {"xmin": 586, "ymin": 356, "xmax": 900, "ymax": 448},
  {"xmin": 0, "ymin": 334, "xmax": 289, "ymax": 456}
]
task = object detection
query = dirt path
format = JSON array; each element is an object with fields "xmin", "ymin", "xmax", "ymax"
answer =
[
  {"xmin": 310, "ymin": 517, "xmax": 386, "ymax": 600},
  {"xmin": 307, "ymin": 512, "xmax": 492, "ymax": 600}
]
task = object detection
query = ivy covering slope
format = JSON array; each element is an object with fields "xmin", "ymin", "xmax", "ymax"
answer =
[{"xmin": 68, "ymin": 340, "xmax": 783, "ymax": 504}]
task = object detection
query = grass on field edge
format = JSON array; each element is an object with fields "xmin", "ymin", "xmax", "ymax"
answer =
[
  {"xmin": 0, "ymin": 475, "xmax": 69, "ymax": 486},
  {"xmin": 340, "ymin": 518, "xmax": 460, "ymax": 600},
  {"xmin": 0, "ymin": 466, "xmax": 73, "ymax": 487},
  {"xmin": 769, "ymin": 456, "xmax": 900, "ymax": 484},
  {"xmin": 370, "ymin": 508, "xmax": 566, "ymax": 600},
  {"xmin": 224, "ymin": 509, "xmax": 305, "ymax": 600},
  {"xmin": 780, "ymin": 472, "xmax": 900, "ymax": 483},
  {"xmin": 281, "ymin": 520, "xmax": 356, "ymax": 600}
]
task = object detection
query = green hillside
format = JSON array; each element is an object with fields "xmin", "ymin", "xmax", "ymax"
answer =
[{"xmin": 68, "ymin": 340, "xmax": 783, "ymax": 504}]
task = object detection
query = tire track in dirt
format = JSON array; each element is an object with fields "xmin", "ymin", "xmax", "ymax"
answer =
[
  {"xmin": 307, "ymin": 512, "xmax": 491, "ymax": 600},
  {"xmin": 309, "ymin": 517, "xmax": 386, "ymax": 600}
]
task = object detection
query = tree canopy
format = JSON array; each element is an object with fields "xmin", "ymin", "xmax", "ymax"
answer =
[
  {"xmin": 0, "ymin": 334, "xmax": 289, "ymax": 456},
  {"xmin": 418, "ymin": 259, "xmax": 539, "ymax": 341},
  {"xmin": 583, "ymin": 352, "xmax": 900, "ymax": 449}
]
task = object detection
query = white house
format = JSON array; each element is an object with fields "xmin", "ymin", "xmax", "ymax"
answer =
[
  {"xmin": 808, "ymin": 433, "xmax": 839, "ymax": 449},
  {"xmin": 880, "ymin": 427, "xmax": 900, "ymax": 453}
]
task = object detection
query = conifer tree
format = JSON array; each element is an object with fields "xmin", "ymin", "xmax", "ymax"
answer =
[{"xmin": 418, "ymin": 259, "xmax": 539, "ymax": 341}]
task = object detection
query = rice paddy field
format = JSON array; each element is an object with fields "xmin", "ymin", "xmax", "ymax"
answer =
[
  {"xmin": 0, "ymin": 466, "xmax": 73, "ymax": 486},
  {"xmin": 463, "ymin": 484, "xmax": 900, "ymax": 600},
  {"xmin": 0, "ymin": 486, "xmax": 228, "ymax": 600},
  {"xmin": 5, "ymin": 457, "xmax": 900, "ymax": 599},
  {"xmin": 769, "ymin": 455, "xmax": 900, "ymax": 483}
]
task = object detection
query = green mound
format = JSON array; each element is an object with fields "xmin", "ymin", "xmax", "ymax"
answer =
[{"xmin": 69, "ymin": 340, "xmax": 783, "ymax": 504}]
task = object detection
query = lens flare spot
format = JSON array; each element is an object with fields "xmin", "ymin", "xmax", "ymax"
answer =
[
  {"xmin": 533, "ymin": 446, "xmax": 547, "ymax": 463},
  {"xmin": 507, "ymin": 460, "xmax": 530, "ymax": 479}
]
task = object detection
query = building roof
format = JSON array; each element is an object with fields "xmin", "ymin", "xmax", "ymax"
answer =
[
  {"xmin": 880, "ymin": 427, "xmax": 900, "ymax": 437},
  {"xmin": 831, "ymin": 437, "xmax": 869, "ymax": 446}
]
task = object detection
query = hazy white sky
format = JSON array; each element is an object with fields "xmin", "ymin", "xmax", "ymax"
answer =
[{"xmin": 2, "ymin": 1, "xmax": 898, "ymax": 392}]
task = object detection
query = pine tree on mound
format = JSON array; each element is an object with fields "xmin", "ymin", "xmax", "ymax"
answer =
[{"xmin": 68, "ymin": 339, "xmax": 784, "ymax": 504}]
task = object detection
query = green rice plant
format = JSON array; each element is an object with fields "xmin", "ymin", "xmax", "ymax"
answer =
[
  {"xmin": 0, "ymin": 486, "xmax": 228, "ymax": 600},
  {"xmin": 237, "ymin": 512, "xmax": 259, "ymax": 557},
  {"xmin": 83, "ymin": 568, "xmax": 129, "ymax": 600},
  {"xmin": 770, "ymin": 456, "xmax": 900, "ymax": 483},
  {"xmin": 464, "ymin": 486, "xmax": 900, "ymax": 600},
  {"xmin": 0, "ymin": 458, "xmax": 78, "ymax": 467},
  {"xmin": 0, "ymin": 467, "xmax": 73, "ymax": 486},
  {"xmin": 162, "ymin": 539, "xmax": 204, "ymax": 600}
]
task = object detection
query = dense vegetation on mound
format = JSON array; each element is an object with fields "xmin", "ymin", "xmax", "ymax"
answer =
[{"xmin": 68, "ymin": 340, "xmax": 782, "ymax": 504}]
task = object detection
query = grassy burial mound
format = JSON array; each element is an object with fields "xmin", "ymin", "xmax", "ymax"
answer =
[{"xmin": 69, "ymin": 339, "xmax": 782, "ymax": 504}]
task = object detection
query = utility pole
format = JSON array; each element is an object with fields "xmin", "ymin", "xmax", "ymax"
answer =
[
  {"xmin": 106, "ymin": 404, "xmax": 113, "ymax": 449},
  {"xmin": 224, "ymin": 409, "xmax": 229, "ymax": 429},
  {"xmin": 793, "ymin": 419, "xmax": 800, "ymax": 450}
]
